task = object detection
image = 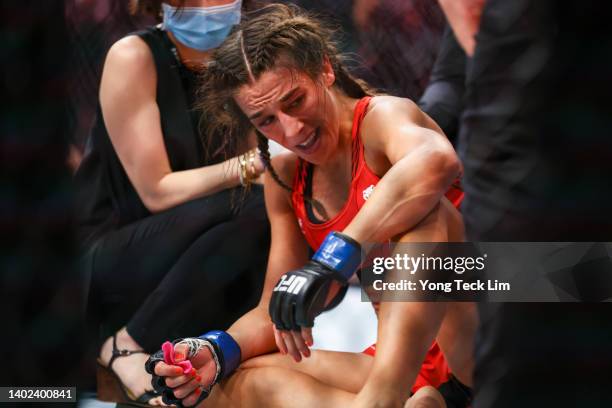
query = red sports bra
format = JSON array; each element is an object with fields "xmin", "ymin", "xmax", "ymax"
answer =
[
  {"xmin": 291, "ymin": 96, "xmax": 463, "ymax": 251},
  {"xmin": 291, "ymin": 97, "xmax": 380, "ymax": 250}
]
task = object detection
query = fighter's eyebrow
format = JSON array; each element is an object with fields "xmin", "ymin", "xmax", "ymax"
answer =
[
  {"xmin": 249, "ymin": 111, "xmax": 262, "ymax": 120},
  {"xmin": 248, "ymin": 88, "xmax": 299, "ymax": 120}
]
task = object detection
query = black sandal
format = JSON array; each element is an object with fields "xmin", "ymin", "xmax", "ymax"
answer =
[{"xmin": 97, "ymin": 334, "xmax": 163, "ymax": 407}]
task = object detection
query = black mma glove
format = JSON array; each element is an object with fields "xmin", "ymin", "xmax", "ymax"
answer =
[
  {"xmin": 269, "ymin": 231, "xmax": 361, "ymax": 330},
  {"xmin": 145, "ymin": 330, "xmax": 241, "ymax": 407}
]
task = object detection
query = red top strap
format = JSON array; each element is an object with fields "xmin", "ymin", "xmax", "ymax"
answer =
[
  {"xmin": 351, "ymin": 96, "xmax": 372, "ymax": 177},
  {"xmin": 291, "ymin": 97, "xmax": 381, "ymax": 251}
]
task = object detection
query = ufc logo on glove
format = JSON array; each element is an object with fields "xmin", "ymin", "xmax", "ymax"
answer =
[
  {"xmin": 269, "ymin": 232, "xmax": 362, "ymax": 330},
  {"xmin": 273, "ymin": 274, "xmax": 308, "ymax": 295}
]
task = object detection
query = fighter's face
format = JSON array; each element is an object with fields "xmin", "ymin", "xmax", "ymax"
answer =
[{"xmin": 234, "ymin": 62, "xmax": 342, "ymax": 165}]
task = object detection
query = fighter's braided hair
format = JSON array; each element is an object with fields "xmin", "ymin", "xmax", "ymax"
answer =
[{"xmin": 198, "ymin": 3, "xmax": 373, "ymax": 193}]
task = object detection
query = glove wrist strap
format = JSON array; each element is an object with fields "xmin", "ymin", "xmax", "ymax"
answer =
[
  {"xmin": 198, "ymin": 330, "xmax": 241, "ymax": 380},
  {"xmin": 312, "ymin": 231, "xmax": 361, "ymax": 280}
]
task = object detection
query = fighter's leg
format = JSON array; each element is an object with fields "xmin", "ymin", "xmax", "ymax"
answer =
[
  {"xmin": 405, "ymin": 386, "xmax": 447, "ymax": 408},
  {"xmin": 412, "ymin": 199, "xmax": 476, "ymax": 386},
  {"xmin": 159, "ymin": 349, "xmax": 371, "ymax": 407},
  {"xmin": 201, "ymin": 365, "xmax": 356, "ymax": 408},
  {"xmin": 241, "ymin": 349, "xmax": 373, "ymax": 392},
  {"xmin": 436, "ymin": 303, "xmax": 477, "ymax": 387},
  {"xmin": 355, "ymin": 199, "xmax": 475, "ymax": 405},
  {"xmin": 397, "ymin": 198, "xmax": 476, "ymax": 386},
  {"xmin": 203, "ymin": 351, "xmax": 448, "ymax": 408}
]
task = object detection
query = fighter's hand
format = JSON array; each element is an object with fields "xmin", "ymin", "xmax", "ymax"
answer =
[
  {"xmin": 273, "ymin": 325, "xmax": 313, "ymax": 362},
  {"xmin": 150, "ymin": 342, "xmax": 216, "ymax": 407},
  {"xmin": 269, "ymin": 231, "xmax": 360, "ymax": 360},
  {"xmin": 271, "ymin": 280, "xmax": 343, "ymax": 361},
  {"xmin": 146, "ymin": 332, "xmax": 242, "ymax": 407}
]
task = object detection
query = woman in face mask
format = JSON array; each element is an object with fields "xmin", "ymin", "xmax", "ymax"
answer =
[{"xmin": 74, "ymin": 1, "xmax": 270, "ymax": 406}]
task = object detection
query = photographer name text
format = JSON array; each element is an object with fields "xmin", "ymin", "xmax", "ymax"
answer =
[{"xmin": 372, "ymin": 279, "xmax": 511, "ymax": 293}]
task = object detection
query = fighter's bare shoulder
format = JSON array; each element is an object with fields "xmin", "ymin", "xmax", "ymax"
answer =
[
  {"xmin": 270, "ymin": 152, "xmax": 299, "ymax": 183},
  {"xmin": 266, "ymin": 152, "xmax": 299, "ymax": 206},
  {"xmin": 359, "ymin": 96, "xmax": 429, "ymax": 161},
  {"xmin": 364, "ymin": 95, "xmax": 427, "ymax": 131}
]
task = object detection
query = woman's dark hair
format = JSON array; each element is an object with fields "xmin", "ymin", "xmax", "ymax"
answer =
[
  {"xmin": 199, "ymin": 3, "xmax": 373, "ymax": 192},
  {"xmin": 128, "ymin": 0, "xmax": 166, "ymax": 20},
  {"xmin": 129, "ymin": 0, "xmax": 262, "ymax": 22}
]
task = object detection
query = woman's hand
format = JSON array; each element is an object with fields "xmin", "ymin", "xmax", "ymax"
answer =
[
  {"xmin": 273, "ymin": 325, "xmax": 313, "ymax": 362},
  {"xmin": 152, "ymin": 342, "xmax": 217, "ymax": 407},
  {"xmin": 272, "ymin": 282, "xmax": 342, "ymax": 362},
  {"xmin": 271, "ymin": 280, "xmax": 346, "ymax": 361}
]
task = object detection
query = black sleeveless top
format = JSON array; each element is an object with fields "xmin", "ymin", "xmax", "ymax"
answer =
[{"xmin": 74, "ymin": 27, "xmax": 226, "ymax": 246}]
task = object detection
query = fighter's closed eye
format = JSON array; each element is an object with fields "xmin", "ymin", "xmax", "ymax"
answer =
[
  {"xmin": 287, "ymin": 95, "xmax": 304, "ymax": 110},
  {"xmin": 258, "ymin": 116, "xmax": 275, "ymax": 127}
]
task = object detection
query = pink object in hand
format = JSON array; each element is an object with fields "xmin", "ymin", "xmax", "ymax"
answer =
[{"xmin": 162, "ymin": 341, "xmax": 194, "ymax": 374}]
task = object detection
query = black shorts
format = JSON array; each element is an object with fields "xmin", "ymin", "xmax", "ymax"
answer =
[{"xmin": 438, "ymin": 375, "xmax": 473, "ymax": 408}]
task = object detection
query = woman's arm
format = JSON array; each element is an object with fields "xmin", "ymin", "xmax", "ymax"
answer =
[
  {"xmin": 152, "ymin": 154, "xmax": 310, "ymax": 405},
  {"xmin": 343, "ymin": 96, "xmax": 462, "ymax": 244},
  {"xmin": 100, "ymin": 36, "xmax": 256, "ymax": 213},
  {"xmin": 225, "ymin": 154, "xmax": 310, "ymax": 361}
]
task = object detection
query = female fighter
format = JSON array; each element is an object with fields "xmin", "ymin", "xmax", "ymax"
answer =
[{"xmin": 148, "ymin": 4, "xmax": 476, "ymax": 407}]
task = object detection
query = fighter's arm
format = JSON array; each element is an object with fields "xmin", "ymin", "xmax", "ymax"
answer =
[
  {"xmin": 343, "ymin": 96, "xmax": 462, "ymax": 244},
  {"xmin": 150, "ymin": 154, "xmax": 310, "ymax": 405},
  {"xmin": 227, "ymin": 153, "xmax": 311, "ymax": 362},
  {"xmin": 100, "ymin": 36, "xmax": 259, "ymax": 213}
]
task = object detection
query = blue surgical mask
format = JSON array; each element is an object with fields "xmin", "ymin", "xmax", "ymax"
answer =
[{"xmin": 162, "ymin": 1, "xmax": 241, "ymax": 51}]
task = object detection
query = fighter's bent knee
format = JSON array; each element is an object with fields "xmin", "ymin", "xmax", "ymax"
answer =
[{"xmin": 405, "ymin": 386, "xmax": 446, "ymax": 408}]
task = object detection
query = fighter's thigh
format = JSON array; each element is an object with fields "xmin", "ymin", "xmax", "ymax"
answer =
[
  {"xmin": 202, "ymin": 366, "xmax": 356, "ymax": 408},
  {"xmin": 241, "ymin": 350, "xmax": 373, "ymax": 393},
  {"xmin": 200, "ymin": 367, "xmax": 269, "ymax": 408},
  {"xmin": 440, "ymin": 197, "xmax": 464, "ymax": 242}
]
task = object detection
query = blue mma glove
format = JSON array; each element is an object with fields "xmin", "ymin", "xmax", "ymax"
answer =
[{"xmin": 269, "ymin": 231, "xmax": 361, "ymax": 330}]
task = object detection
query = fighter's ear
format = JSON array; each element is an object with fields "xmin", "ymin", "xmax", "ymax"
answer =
[{"xmin": 321, "ymin": 57, "xmax": 335, "ymax": 87}]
